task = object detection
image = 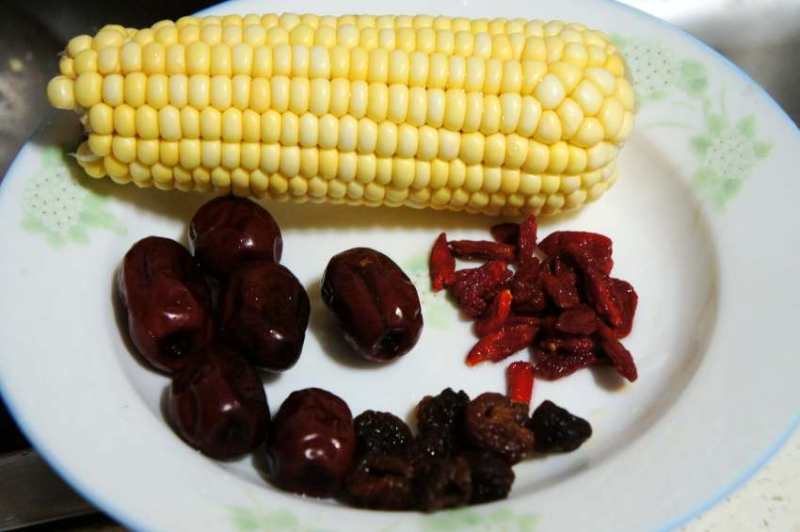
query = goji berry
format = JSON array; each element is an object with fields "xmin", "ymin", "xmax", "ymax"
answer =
[
  {"xmin": 582, "ymin": 266, "xmax": 624, "ymax": 328},
  {"xmin": 466, "ymin": 322, "xmax": 538, "ymax": 366},
  {"xmin": 449, "ymin": 240, "xmax": 516, "ymax": 261},
  {"xmin": 474, "ymin": 290, "xmax": 513, "ymax": 337},
  {"xmin": 541, "ymin": 259, "xmax": 581, "ymax": 309},
  {"xmin": 538, "ymin": 336, "xmax": 595, "ymax": 355},
  {"xmin": 506, "ymin": 361, "xmax": 535, "ymax": 405},
  {"xmin": 517, "ymin": 214, "xmax": 538, "ymax": 265},
  {"xmin": 609, "ymin": 278, "xmax": 638, "ymax": 338},
  {"xmin": 490, "ymin": 223, "xmax": 519, "ymax": 246},
  {"xmin": 598, "ymin": 336, "xmax": 638, "ymax": 382},
  {"xmin": 506, "ymin": 315, "xmax": 541, "ymax": 328},
  {"xmin": 429, "ymin": 232, "xmax": 455, "ymax": 292},
  {"xmin": 510, "ymin": 258, "xmax": 547, "ymax": 314},
  {"xmin": 532, "ymin": 349, "xmax": 600, "ymax": 380},
  {"xmin": 555, "ymin": 305, "xmax": 598, "ymax": 336},
  {"xmin": 451, "ymin": 261, "xmax": 513, "ymax": 318},
  {"xmin": 539, "ymin": 231, "xmax": 613, "ymax": 274}
]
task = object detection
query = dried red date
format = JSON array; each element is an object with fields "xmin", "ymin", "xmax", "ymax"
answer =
[
  {"xmin": 429, "ymin": 233, "xmax": 455, "ymax": 292},
  {"xmin": 117, "ymin": 236, "xmax": 213, "ymax": 375},
  {"xmin": 466, "ymin": 322, "xmax": 538, "ymax": 366},
  {"xmin": 449, "ymin": 240, "xmax": 516, "ymax": 261},
  {"xmin": 322, "ymin": 248, "xmax": 423, "ymax": 362},
  {"xmin": 474, "ymin": 289, "xmax": 512, "ymax": 337}
]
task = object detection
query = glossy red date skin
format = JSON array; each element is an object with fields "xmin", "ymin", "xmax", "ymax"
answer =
[
  {"xmin": 321, "ymin": 248, "xmax": 423, "ymax": 362},
  {"xmin": 220, "ymin": 261, "xmax": 310, "ymax": 372},
  {"xmin": 189, "ymin": 196, "xmax": 283, "ymax": 278},
  {"xmin": 167, "ymin": 345, "xmax": 269, "ymax": 460},
  {"xmin": 117, "ymin": 236, "xmax": 213, "ymax": 375},
  {"xmin": 266, "ymin": 388, "xmax": 355, "ymax": 497}
]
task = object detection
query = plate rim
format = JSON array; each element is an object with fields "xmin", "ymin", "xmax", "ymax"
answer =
[{"xmin": 1, "ymin": 0, "xmax": 799, "ymax": 530}]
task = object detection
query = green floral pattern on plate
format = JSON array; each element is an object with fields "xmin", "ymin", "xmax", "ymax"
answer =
[
  {"xmin": 21, "ymin": 146, "xmax": 125, "ymax": 246},
  {"xmin": 403, "ymin": 253, "xmax": 457, "ymax": 329},
  {"xmin": 614, "ymin": 35, "xmax": 772, "ymax": 207}
]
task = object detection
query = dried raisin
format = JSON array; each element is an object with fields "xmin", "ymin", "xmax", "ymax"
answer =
[
  {"xmin": 414, "ymin": 456, "xmax": 472, "ymax": 512},
  {"xmin": 354, "ymin": 411, "xmax": 413, "ymax": 459},
  {"xmin": 344, "ymin": 455, "xmax": 415, "ymax": 510},
  {"xmin": 464, "ymin": 393, "xmax": 534, "ymax": 464},
  {"xmin": 461, "ymin": 450, "xmax": 515, "ymax": 504},
  {"xmin": 529, "ymin": 400, "xmax": 592, "ymax": 453}
]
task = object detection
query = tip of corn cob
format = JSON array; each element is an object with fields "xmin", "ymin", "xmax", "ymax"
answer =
[{"xmin": 47, "ymin": 13, "xmax": 634, "ymax": 217}]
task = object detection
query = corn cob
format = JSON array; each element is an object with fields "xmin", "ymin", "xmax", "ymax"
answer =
[{"xmin": 47, "ymin": 14, "xmax": 634, "ymax": 216}]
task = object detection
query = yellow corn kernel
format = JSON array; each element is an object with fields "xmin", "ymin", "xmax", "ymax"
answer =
[
  {"xmin": 88, "ymin": 134, "xmax": 112, "ymax": 157},
  {"xmin": 47, "ymin": 76, "xmax": 75, "ymax": 109},
  {"xmin": 146, "ymin": 74, "xmax": 169, "ymax": 109}
]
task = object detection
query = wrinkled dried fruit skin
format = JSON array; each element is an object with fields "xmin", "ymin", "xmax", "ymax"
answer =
[
  {"xmin": 461, "ymin": 450, "xmax": 515, "ymax": 504},
  {"xmin": 464, "ymin": 393, "xmax": 534, "ymax": 464},
  {"xmin": 411, "ymin": 431, "xmax": 452, "ymax": 463},
  {"xmin": 510, "ymin": 259, "xmax": 547, "ymax": 314},
  {"xmin": 416, "ymin": 388, "xmax": 470, "ymax": 442},
  {"xmin": 448, "ymin": 240, "xmax": 517, "ymax": 261},
  {"xmin": 344, "ymin": 455, "xmax": 415, "ymax": 510},
  {"xmin": 429, "ymin": 233, "xmax": 455, "ymax": 292},
  {"xmin": 466, "ymin": 322, "xmax": 538, "ymax": 366},
  {"xmin": 354, "ymin": 410, "xmax": 413, "ymax": 459},
  {"xmin": 189, "ymin": 196, "xmax": 283, "ymax": 278},
  {"xmin": 517, "ymin": 214, "xmax": 538, "ymax": 265},
  {"xmin": 506, "ymin": 361, "xmax": 535, "ymax": 405},
  {"xmin": 538, "ymin": 336, "xmax": 596, "ymax": 356},
  {"xmin": 541, "ymin": 258, "xmax": 581, "ymax": 309},
  {"xmin": 539, "ymin": 231, "xmax": 613, "ymax": 274},
  {"xmin": 555, "ymin": 305, "xmax": 598, "ymax": 335},
  {"xmin": 582, "ymin": 266, "xmax": 624, "ymax": 328},
  {"xmin": 533, "ymin": 349, "xmax": 600, "ymax": 380},
  {"xmin": 118, "ymin": 236, "xmax": 213, "ymax": 375},
  {"xmin": 474, "ymin": 289, "xmax": 513, "ymax": 337},
  {"xmin": 266, "ymin": 388, "xmax": 355, "ymax": 497},
  {"xmin": 220, "ymin": 261, "xmax": 309, "ymax": 372},
  {"xmin": 610, "ymin": 278, "xmax": 638, "ymax": 338},
  {"xmin": 414, "ymin": 456, "xmax": 472, "ymax": 512},
  {"xmin": 529, "ymin": 400, "xmax": 592, "ymax": 453},
  {"xmin": 167, "ymin": 345, "xmax": 268, "ymax": 460},
  {"xmin": 322, "ymin": 248, "xmax": 423, "ymax": 362},
  {"xmin": 490, "ymin": 223, "xmax": 519, "ymax": 246},
  {"xmin": 450, "ymin": 261, "xmax": 513, "ymax": 318},
  {"xmin": 598, "ymin": 331, "xmax": 638, "ymax": 382}
]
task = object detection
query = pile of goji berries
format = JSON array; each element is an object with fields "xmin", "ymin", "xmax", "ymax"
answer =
[{"xmin": 429, "ymin": 214, "xmax": 639, "ymax": 404}]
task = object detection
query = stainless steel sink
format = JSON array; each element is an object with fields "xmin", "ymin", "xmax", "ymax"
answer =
[{"xmin": 0, "ymin": 0, "xmax": 798, "ymax": 529}]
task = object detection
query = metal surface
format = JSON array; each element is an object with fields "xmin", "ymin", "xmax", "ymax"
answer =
[{"xmin": 0, "ymin": 0, "xmax": 798, "ymax": 530}]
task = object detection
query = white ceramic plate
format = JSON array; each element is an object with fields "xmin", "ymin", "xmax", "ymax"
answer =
[{"xmin": 1, "ymin": 0, "xmax": 799, "ymax": 530}]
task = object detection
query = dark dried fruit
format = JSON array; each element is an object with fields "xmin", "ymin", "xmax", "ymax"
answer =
[
  {"xmin": 266, "ymin": 388, "xmax": 355, "ymax": 497},
  {"xmin": 532, "ymin": 349, "xmax": 600, "ymax": 381},
  {"xmin": 414, "ymin": 456, "xmax": 472, "ymax": 511},
  {"xmin": 117, "ymin": 236, "xmax": 213, "ymax": 375},
  {"xmin": 582, "ymin": 266, "xmax": 624, "ymax": 328},
  {"xmin": 541, "ymin": 259, "xmax": 581, "ymax": 309},
  {"xmin": 167, "ymin": 345, "xmax": 268, "ymax": 460},
  {"xmin": 506, "ymin": 361, "xmax": 535, "ymax": 405},
  {"xmin": 474, "ymin": 289, "xmax": 513, "ymax": 337},
  {"xmin": 322, "ymin": 248, "xmax": 423, "ymax": 361},
  {"xmin": 610, "ymin": 278, "xmax": 638, "ymax": 338},
  {"xmin": 597, "ymin": 332, "xmax": 638, "ymax": 382},
  {"xmin": 464, "ymin": 392, "xmax": 534, "ymax": 464},
  {"xmin": 539, "ymin": 231, "xmax": 613, "ymax": 274},
  {"xmin": 529, "ymin": 400, "xmax": 592, "ymax": 453},
  {"xmin": 510, "ymin": 258, "xmax": 547, "ymax": 314},
  {"xmin": 354, "ymin": 410, "xmax": 413, "ymax": 459},
  {"xmin": 344, "ymin": 454, "xmax": 415, "ymax": 510},
  {"xmin": 411, "ymin": 431, "xmax": 452, "ymax": 462},
  {"xmin": 450, "ymin": 261, "xmax": 513, "ymax": 318},
  {"xmin": 466, "ymin": 322, "xmax": 538, "ymax": 366},
  {"xmin": 416, "ymin": 388, "xmax": 470, "ymax": 438},
  {"xmin": 220, "ymin": 261, "xmax": 310, "ymax": 372},
  {"xmin": 490, "ymin": 223, "xmax": 519, "ymax": 246},
  {"xmin": 555, "ymin": 305, "xmax": 598, "ymax": 336},
  {"xmin": 448, "ymin": 240, "xmax": 516, "ymax": 261},
  {"xmin": 429, "ymin": 233, "xmax": 455, "ymax": 292},
  {"xmin": 461, "ymin": 450, "xmax": 515, "ymax": 504},
  {"xmin": 189, "ymin": 195, "xmax": 283, "ymax": 278},
  {"xmin": 517, "ymin": 214, "xmax": 538, "ymax": 265}
]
